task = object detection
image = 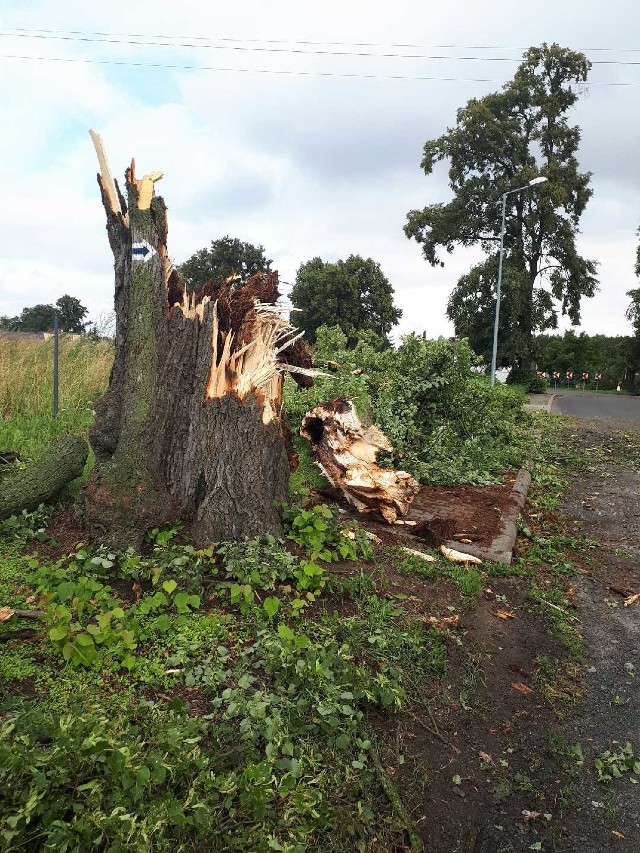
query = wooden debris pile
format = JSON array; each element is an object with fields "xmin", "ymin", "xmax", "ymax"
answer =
[{"xmin": 301, "ymin": 397, "xmax": 419, "ymax": 523}]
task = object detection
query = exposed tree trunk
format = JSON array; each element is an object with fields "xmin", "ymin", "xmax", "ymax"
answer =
[
  {"xmin": 83, "ymin": 132, "xmax": 313, "ymax": 549},
  {"xmin": 621, "ymin": 368, "xmax": 636, "ymax": 393},
  {"xmin": 301, "ymin": 398, "xmax": 419, "ymax": 523},
  {"xmin": 0, "ymin": 435, "xmax": 88, "ymax": 520}
]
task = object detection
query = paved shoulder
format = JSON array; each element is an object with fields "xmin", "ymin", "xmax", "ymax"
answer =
[{"xmin": 552, "ymin": 392, "xmax": 640, "ymax": 421}]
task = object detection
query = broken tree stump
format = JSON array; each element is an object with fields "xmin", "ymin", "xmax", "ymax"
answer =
[
  {"xmin": 300, "ymin": 398, "xmax": 419, "ymax": 523},
  {"xmin": 83, "ymin": 130, "xmax": 314, "ymax": 549},
  {"xmin": 0, "ymin": 435, "xmax": 88, "ymax": 520}
]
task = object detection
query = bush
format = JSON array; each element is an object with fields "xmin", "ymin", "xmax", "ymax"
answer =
[
  {"xmin": 506, "ymin": 368, "xmax": 548, "ymax": 394},
  {"xmin": 284, "ymin": 326, "xmax": 529, "ymax": 486}
]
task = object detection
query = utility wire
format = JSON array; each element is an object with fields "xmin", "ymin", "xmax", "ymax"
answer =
[
  {"xmin": 0, "ymin": 53, "xmax": 506, "ymax": 82},
  {"xmin": 2, "ymin": 26, "xmax": 640, "ymax": 53},
  {"xmin": 2, "ymin": 29, "xmax": 640, "ymax": 65},
  {"xmin": 0, "ymin": 52, "xmax": 636, "ymax": 85}
]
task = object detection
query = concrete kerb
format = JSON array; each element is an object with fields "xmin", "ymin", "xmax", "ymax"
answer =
[{"xmin": 443, "ymin": 394, "xmax": 554, "ymax": 564}]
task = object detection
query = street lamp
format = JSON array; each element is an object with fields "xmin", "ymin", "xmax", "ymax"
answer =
[{"xmin": 489, "ymin": 176, "xmax": 548, "ymax": 386}]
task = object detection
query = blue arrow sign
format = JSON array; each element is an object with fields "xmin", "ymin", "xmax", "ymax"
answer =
[{"xmin": 131, "ymin": 241, "xmax": 156, "ymax": 262}]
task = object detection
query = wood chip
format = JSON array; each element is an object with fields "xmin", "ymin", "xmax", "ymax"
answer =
[
  {"xmin": 440, "ymin": 545, "xmax": 482, "ymax": 565},
  {"xmin": 511, "ymin": 682, "xmax": 533, "ymax": 695},
  {"xmin": 402, "ymin": 547, "xmax": 437, "ymax": 562},
  {"xmin": 365, "ymin": 530, "xmax": 383, "ymax": 545},
  {"xmin": 427, "ymin": 614, "xmax": 461, "ymax": 629},
  {"xmin": 624, "ymin": 592, "xmax": 640, "ymax": 607},
  {"xmin": 0, "ymin": 607, "xmax": 15, "ymax": 622},
  {"xmin": 495, "ymin": 609, "xmax": 517, "ymax": 620}
]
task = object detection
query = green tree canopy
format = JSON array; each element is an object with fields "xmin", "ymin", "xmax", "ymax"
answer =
[
  {"xmin": 2, "ymin": 296, "xmax": 88, "ymax": 333},
  {"xmin": 535, "ymin": 330, "xmax": 635, "ymax": 390},
  {"xmin": 405, "ymin": 42, "xmax": 598, "ymax": 370},
  {"xmin": 290, "ymin": 255, "xmax": 402, "ymax": 347},
  {"xmin": 54, "ymin": 295, "xmax": 88, "ymax": 334},
  {"xmin": 179, "ymin": 236, "xmax": 272, "ymax": 289}
]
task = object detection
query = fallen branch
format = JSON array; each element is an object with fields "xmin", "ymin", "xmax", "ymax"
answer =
[
  {"xmin": 0, "ymin": 608, "xmax": 44, "ymax": 621},
  {"xmin": 366, "ymin": 728, "xmax": 423, "ymax": 852},
  {"xmin": 0, "ymin": 435, "xmax": 88, "ymax": 520},
  {"xmin": 0, "ymin": 628, "xmax": 37, "ymax": 643},
  {"xmin": 301, "ymin": 398, "xmax": 419, "ymax": 523}
]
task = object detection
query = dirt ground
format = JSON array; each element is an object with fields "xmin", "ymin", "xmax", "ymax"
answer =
[
  {"xmin": 315, "ymin": 473, "xmax": 518, "ymax": 553},
  {"xmin": 6, "ymin": 417, "xmax": 639, "ymax": 852},
  {"xmin": 378, "ymin": 415, "xmax": 640, "ymax": 852}
]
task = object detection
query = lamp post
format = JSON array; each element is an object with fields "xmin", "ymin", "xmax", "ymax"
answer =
[{"xmin": 489, "ymin": 176, "xmax": 548, "ymax": 386}]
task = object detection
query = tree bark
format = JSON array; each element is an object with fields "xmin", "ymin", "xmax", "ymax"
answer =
[
  {"xmin": 300, "ymin": 398, "xmax": 419, "ymax": 523},
  {"xmin": 621, "ymin": 368, "xmax": 636, "ymax": 393},
  {"xmin": 83, "ymin": 133, "xmax": 312, "ymax": 549},
  {"xmin": 0, "ymin": 435, "xmax": 88, "ymax": 520}
]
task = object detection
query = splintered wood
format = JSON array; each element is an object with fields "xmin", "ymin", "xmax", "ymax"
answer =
[
  {"xmin": 203, "ymin": 301, "xmax": 307, "ymax": 425},
  {"xmin": 301, "ymin": 398, "xmax": 419, "ymax": 523}
]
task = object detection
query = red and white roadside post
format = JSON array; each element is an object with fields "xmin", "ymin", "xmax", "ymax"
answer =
[
  {"xmin": 595, "ymin": 371, "xmax": 601, "ymax": 392},
  {"xmin": 582, "ymin": 371, "xmax": 589, "ymax": 390},
  {"xmin": 566, "ymin": 370, "xmax": 573, "ymax": 389},
  {"xmin": 552, "ymin": 370, "xmax": 559, "ymax": 389}
]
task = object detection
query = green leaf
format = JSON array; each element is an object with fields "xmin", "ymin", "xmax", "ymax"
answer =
[
  {"xmin": 75, "ymin": 633, "xmax": 95, "ymax": 647},
  {"xmin": 162, "ymin": 580, "xmax": 177, "ymax": 595},
  {"xmin": 277, "ymin": 624, "xmax": 294, "ymax": 641},
  {"xmin": 49, "ymin": 625, "xmax": 69, "ymax": 642},
  {"xmin": 263, "ymin": 597, "xmax": 280, "ymax": 619}
]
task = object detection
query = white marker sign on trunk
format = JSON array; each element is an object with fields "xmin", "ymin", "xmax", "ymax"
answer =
[{"xmin": 131, "ymin": 241, "xmax": 156, "ymax": 262}]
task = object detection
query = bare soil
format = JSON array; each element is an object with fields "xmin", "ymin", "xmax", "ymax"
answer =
[
  {"xmin": 380, "ymin": 415, "xmax": 640, "ymax": 852},
  {"xmin": 14, "ymin": 418, "xmax": 639, "ymax": 851}
]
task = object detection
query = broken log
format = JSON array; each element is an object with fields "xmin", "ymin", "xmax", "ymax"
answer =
[
  {"xmin": 0, "ymin": 435, "xmax": 88, "ymax": 521},
  {"xmin": 83, "ymin": 131, "xmax": 314, "ymax": 549},
  {"xmin": 300, "ymin": 398, "xmax": 419, "ymax": 523}
]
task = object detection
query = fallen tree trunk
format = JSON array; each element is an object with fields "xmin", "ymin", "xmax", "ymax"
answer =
[
  {"xmin": 83, "ymin": 131, "xmax": 313, "ymax": 549},
  {"xmin": 301, "ymin": 398, "xmax": 419, "ymax": 523},
  {"xmin": 0, "ymin": 435, "xmax": 88, "ymax": 520}
]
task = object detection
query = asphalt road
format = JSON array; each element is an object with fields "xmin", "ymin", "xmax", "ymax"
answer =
[{"xmin": 551, "ymin": 391, "xmax": 640, "ymax": 421}]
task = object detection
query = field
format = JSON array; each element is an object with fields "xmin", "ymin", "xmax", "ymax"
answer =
[
  {"xmin": 0, "ymin": 335, "xmax": 113, "ymax": 460},
  {"xmin": 1, "ymin": 335, "xmax": 614, "ymax": 852}
]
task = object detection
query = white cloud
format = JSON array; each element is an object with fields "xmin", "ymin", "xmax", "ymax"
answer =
[{"xmin": 0, "ymin": 0, "xmax": 639, "ymax": 345}]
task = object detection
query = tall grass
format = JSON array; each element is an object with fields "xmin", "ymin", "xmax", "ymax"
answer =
[{"xmin": 0, "ymin": 336, "xmax": 112, "ymax": 460}]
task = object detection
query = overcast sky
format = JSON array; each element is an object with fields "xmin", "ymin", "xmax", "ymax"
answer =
[{"xmin": 1, "ymin": 0, "xmax": 639, "ymax": 344}]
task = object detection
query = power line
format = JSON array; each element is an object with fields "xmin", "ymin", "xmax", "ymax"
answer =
[
  {"xmin": 0, "ymin": 53, "xmax": 501, "ymax": 82},
  {"xmin": 2, "ymin": 26, "xmax": 640, "ymax": 54},
  {"xmin": 2, "ymin": 29, "xmax": 640, "ymax": 65},
  {"xmin": 0, "ymin": 52, "xmax": 637, "ymax": 85}
]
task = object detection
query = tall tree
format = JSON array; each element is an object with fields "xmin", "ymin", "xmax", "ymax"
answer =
[
  {"xmin": 179, "ymin": 236, "xmax": 272, "ymax": 289},
  {"xmin": 405, "ymin": 43, "xmax": 598, "ymax": 370},
  {"xmin": 3, "ymin": 295, "xmax": 88, "ymax": 334},
  {"xmin": 83, "ymin": 135, "xmax": 311, "ymax": 550},
  {"xmin": 15, "ymin": 304, "xmax": 55, "ymax": 332},
  {"xmin": 55, "ymin": 295, "xmax": 88, "ymax": 333},
  {"xmin": 623, "ymin": 232, "xmax": 640, "ymax": 390},
  {"xmin": 291, "ymin": 255, "xmax": 401, "ymax": 347}
]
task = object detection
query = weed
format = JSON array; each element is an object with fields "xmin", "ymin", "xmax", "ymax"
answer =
[{"xmin": 595, "ymin": 743, "xmax": 640, "ymax": 783}]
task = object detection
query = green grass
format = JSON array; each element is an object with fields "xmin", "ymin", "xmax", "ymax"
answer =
[
  {"xmin": 0, "ymin": 335, "xmax": 112, "ymax": 460},
  {"xmin": 0, "ymin": 509, "xmax": 445, "ymax": 852}
]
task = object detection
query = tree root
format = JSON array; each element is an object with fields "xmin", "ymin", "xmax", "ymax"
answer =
[{"xmin": 366, "ymin": 727, "xmax": 423, "ymax": 852}]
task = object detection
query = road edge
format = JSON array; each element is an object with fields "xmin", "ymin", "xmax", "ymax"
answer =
[{"xmin": 444, "ymin": 398, "xmax": 554, "ymax": 564}]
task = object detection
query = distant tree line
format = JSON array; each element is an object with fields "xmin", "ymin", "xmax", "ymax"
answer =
[
  {"xmin": 0, "ymin": 295, "xmax": 88, "ymax": 335},
  {"xmin": 535, "ymin": 331, "xmax": 639, "ymax": 391},
  {"xmin": 178, "ymin": 236, "xmax": 402, "ymax": 350}
]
